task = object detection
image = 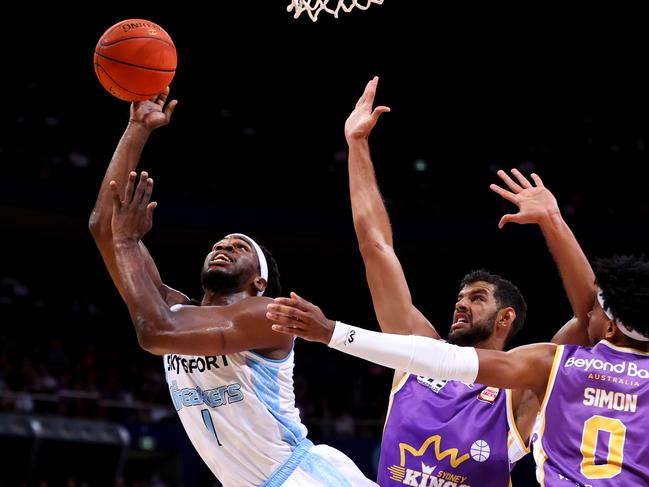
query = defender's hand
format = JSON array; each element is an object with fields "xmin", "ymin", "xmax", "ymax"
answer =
[
  {"xmin": 267, "ymin": 292, "xmax": 336, "ymax": 344},
  {"xmin": 490, "ymin": 169, "xmax": 560, "ymax": 228},
  {"xmin": 344, "ymin": 76, "xmax": 391, "ymax": 143}
]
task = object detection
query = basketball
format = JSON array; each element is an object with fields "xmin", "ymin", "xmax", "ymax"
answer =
[{"xmin": 94, "ymin": 19, "xmax": 177, "ymax": 102}]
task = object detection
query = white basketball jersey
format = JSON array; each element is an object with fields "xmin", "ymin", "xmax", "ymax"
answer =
[{"xmin": 163, "ymin": 347, "xmax": 308, "ymax": 486}]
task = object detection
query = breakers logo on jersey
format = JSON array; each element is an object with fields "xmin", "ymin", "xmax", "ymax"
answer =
[
  {"xmin": 386, "ymin": 434, "xmax": 489, "ymax": 486},
  {"xmin": 166, "ymin": 354, "xmax": 229, "ymax": 374},
  {"xmin": 169, "ymin": 380, "xmax": 243, "ymax": 412},
  {"xmin": 564, "ymin": 357, "xmax": 649, "ymax": 379}
]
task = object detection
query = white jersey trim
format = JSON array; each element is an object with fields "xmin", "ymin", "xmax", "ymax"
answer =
[{"xmin": 505, "ymin": 388, "xmax": 530, "ymax": 464}]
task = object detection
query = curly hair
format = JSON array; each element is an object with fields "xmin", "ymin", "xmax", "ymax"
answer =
[
  {"xmin": 595, "ymin": 255, "xmax": 649, "ymax": 340},
  {"xmin": 461, "ymin": 269, "xmax": 527, "ymax": 345}
]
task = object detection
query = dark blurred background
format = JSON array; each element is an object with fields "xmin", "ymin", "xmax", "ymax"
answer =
[{"xmin": 1, "ymin": 2, "xmax": 648, "ymax": 486}]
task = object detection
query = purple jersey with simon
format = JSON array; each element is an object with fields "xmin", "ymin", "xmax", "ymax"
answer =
[{"xmin": 533, "ymin": 341, "xmax": 649, "ymax": 486}]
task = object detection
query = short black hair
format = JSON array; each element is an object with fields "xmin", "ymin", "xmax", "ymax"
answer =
[
  {"xmin": 461, "ymin": 269, "xmax": 527, "ymax": 345},
  {"xmin": 259, "ymin": 244, "xmax": 281, "ymax": 298},
  {"xmin": 595, "ymin": 255, "xmax": 649, "ymax": 341}
]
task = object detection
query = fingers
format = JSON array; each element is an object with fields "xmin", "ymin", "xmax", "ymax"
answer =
[
  {"xmin": 498, "ymin": 214, "xmax": 521, "ymax": 229},
  {"xmin": 121, "ymin": 171, "xmax": 155, "ymax": 208},
  {"xmin": 489, "ymin": 183, "xmax": 517, "ymax": 203},
  {"xmin": 165, "ymin": 99, "xmax": 178, "ymax": 118},
  {"xmin": 266, "ymin": 303, "xmax": 309, "ymax": 323},
  {"xmin": 497, "ymin": 169, "xmax": 524, "ymax": 193},
  {"xmin": 371, "ymin": 105, "xmax": 391, "ymax": 123},
  {"xmin": 133, "ymin": 172, "xmax": 150, "ymax": 206},
  {"xmin": 124, "ymin": 171, "xmax": 137, "ymax": 203},
  {"xmin": 109, "ymin": 181, "xmax": 122, "ymax": 210},
  {"xmin": 510, "ymin": 168, "xmax": 532, "ymax": 188},
  {"xmin": 355, "ymin": 76, "xmax": 379, "ymax": 109},
  {"xmin": 530, "ymin": 172, "xmax": 544, "ymax": 187},
  {"xmin": 140, "ymin": 177, "xmax": 154, "ymax": 208},
  {"xmin": 146, "ymin": 201, "xmax": 157, "ymax": 220},
  {"xmin": 273, "ymin": 293, "xmax": 313, "ymax": 313},
  {"xmin": 155, "ymin": 87, "xmax": 169, "ymax": 106},
  {"xmin": 364, "ymin": 76, "xmax": 378, "ymax": 105}
]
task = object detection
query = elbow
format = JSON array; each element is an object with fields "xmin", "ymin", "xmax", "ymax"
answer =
[
  {"xmin": 136, "ymin": 330, "xmax": 167, "ymax": 356},
  {"xmin": 88, "ymin": 211, "xmax": 109, "ymax": 241},
  {"xmin": 134, "ymin": 318, "xmax": 171, "ymax": 355},
  {"xmin": 358, "ymin": 239, "xmax": 392, "ymax": 259}
]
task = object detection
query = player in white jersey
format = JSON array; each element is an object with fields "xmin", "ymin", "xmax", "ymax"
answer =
[{"xmin": 89, "ymin": 89, "xmax": 377, "ymax": 486}]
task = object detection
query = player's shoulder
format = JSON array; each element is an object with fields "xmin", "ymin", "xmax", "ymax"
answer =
[{"xmin": 509, "ymin": 341, "xmax": 558, "ymax": 357}]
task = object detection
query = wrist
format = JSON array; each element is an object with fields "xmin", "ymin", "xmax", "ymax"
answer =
[
  {"xmin": 324, "ymin": 320, "xmax": 336, "ymax": 344},
  {"xmin": 538, "ymin": 208, "xmax": 564, "ymax": 232},
  {"xmin": 346, "ymin": 136, "xmax": 370, "ymax": 147},
  {"xmin": 126, "ymin": 120, "xmax": 153, "ymax": 135}
]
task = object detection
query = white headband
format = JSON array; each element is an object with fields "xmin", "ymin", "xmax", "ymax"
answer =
[
  {"xmin": 225, "ymin": 233, "xmax": 268, "ymax": 296},
  {"xmin": 597, "ymin": 290, "xmax": 649, "ymax": 342}
]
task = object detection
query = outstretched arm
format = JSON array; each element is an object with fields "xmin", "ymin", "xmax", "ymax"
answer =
[
  {"xmin": 88, "ymin": 90, "xmax": 187, "ymax": 305},
  {"xmin": 490, "ymin": 169, "xmax": 596, "ymax": 345},
  {"xmin": 111, "ymin": 173, "xmax": 292, "ymax": 357},
  {"xmin": 267, "ymin": 294, "xmax": 554, "ymax": 398},
  {"xmin": 346, "ymin": 77, "xmax": 438, "ymax": 339}
]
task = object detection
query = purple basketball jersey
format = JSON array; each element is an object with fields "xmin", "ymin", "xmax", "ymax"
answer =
[
  {"xmin": 534, "ymin": 341, "xmax": 649, "ymax": 486},
  {"xmin": 378, "ymin": 374, "xmax": 525, "ymax": 487}
]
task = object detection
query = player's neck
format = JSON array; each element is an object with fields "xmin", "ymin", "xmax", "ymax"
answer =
[{"xmin": 201, "ymin": 289, "xmax": 252, "ymax": 306}]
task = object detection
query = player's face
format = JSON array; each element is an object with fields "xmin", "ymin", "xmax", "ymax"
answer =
[
  {"xmin": 448, "ymin": 281, "xmax": 499, "ymax": 346},
  {"xmin": 200, "ymin": 237, "xmax": 259, "ymax": 291}
]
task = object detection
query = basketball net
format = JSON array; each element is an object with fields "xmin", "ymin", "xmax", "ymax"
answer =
[{"xmin": 288, "ymin": 0, "xmax": 384, "ymax": 21}]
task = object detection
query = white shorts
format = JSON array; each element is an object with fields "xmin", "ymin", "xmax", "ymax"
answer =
[{"xmin": 263, "ymin": 440, "xmax": 378, "ymax": 486}]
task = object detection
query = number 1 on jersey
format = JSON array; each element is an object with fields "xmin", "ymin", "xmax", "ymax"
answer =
[{"xmin": 202, "ymin": 409, "xmax": 223, "ymax": 446}]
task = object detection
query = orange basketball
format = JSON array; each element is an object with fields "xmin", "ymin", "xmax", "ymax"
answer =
[{"xmin": 94, "ymin": 19, "xmax": 177, "ymax": 102}]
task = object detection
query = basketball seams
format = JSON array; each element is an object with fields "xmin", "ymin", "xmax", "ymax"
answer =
[
  {"xmin": 94, "ymin": 63, "xmax": 166, "ymax": 98},
  {"xmin": 94, "ymin": 52, "xmax": 176, "ymax": 73},
  {"xmin": 99, "ymin": 35, "xmax": 175, "ymax": 49}
]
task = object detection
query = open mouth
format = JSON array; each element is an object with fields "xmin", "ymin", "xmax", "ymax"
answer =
[
  {"xmin": 209, "ymin": 253, "xmax": 233, "ymax": 265},
  {"xmin": 451, "ymin": 315, "xmax": 470, "ymax": 330}
]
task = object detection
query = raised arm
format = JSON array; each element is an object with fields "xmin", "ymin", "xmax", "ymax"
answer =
[
  {"xmin": 110, "ymin": 173, "xmax": 291, "ymax": 357},
  {"xmin": 490, "ymin": 169, "xmax": 596, "ymax": 345},
  {"xmin": 345, "ymin": 77, "xmax": 438, "ymax": 339},
  {"xmin": 88, "ymin": 90, "xmax": 188, "ymax": 306},
  {"xmin": 267, "ymin": 294, "xmax": 555, "ymax": 400}
]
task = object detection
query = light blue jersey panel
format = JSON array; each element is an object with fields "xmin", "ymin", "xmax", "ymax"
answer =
[{"xmin": 164, "ymin": 348, "xmax": 308, "ymax": 486}]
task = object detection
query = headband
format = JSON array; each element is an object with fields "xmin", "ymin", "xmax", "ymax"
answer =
[
  {"xmin": 225, "ymin": 233, "xmax": 268, "ymax": 296},
  {"xmin": 597, "ymin": 290, "xmax": 649, "ymax": 342}
]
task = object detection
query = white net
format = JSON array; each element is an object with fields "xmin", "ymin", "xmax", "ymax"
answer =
[{"xmin": 288, "ymin": 0, "xmax": 384, "ymax": 22}]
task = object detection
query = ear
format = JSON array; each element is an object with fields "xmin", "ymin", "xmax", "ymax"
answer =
[
  {"xmin": 497, "ymin": 307, "xmax": 516, "ymax": 332},
  {"xmin": 606, "ymin": 321, "xmax": 619, "ymax": 340},
  {"xmin": 253, "ymin": 276, "xmax": 267, "ymax": 294}
]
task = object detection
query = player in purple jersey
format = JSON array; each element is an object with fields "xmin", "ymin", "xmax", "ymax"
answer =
[
  {"xmin": 268, "ymin": 254, "xmax": 649, "ymax": 485},
  {"xmin": 273, "ymin": 77, "xmax": 598, "ymax": 486}
]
